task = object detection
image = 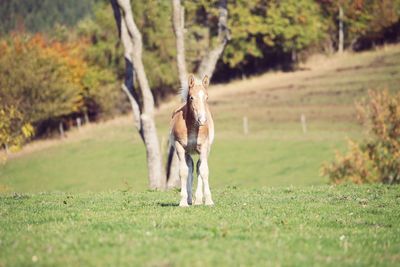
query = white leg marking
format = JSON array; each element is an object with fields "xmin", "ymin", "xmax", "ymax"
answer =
[
  {"xmin": 194, "ymin": 160, "xmax": 204, "ymax": 205},
  {"xmin": 199, "ymin": 145, "xmax": 213, "ymax": 206},
  {"xmin": 175, "ymin": 142, "xmax": 189, "ymax": 207}
]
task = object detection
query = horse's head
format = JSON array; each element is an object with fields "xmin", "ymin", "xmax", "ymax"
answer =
[{"xmin": 187, "ymin": 74, "xmax": 209, "ymax": 126}]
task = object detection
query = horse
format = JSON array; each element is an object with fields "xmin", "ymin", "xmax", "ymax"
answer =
[{"xmin": 168, "ymin": 74, "xmax": 215, "ymax": 207}]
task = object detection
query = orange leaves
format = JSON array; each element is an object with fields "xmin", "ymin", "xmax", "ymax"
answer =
[
  {"xmin": 323, "ymin": 89, "xmax": 400, "ymax": 185},
  {"xmin": 0, "ymin": 33, "xmax": 90, "ymax": 121},
  {"xmin": 20, "ymin": 34, "xmax": 90, "ymax": 111},
  {"xmin": 27, "ymin": 34, "xmax": 88, "ymax": 90}
]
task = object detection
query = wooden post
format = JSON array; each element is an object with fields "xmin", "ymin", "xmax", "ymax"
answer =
[
  {"xmin": 243, "ymin": 116, "xmax": 249, "ymax": 135},
  {"xmin": 301, "ymin": 114, "xmax": 307, "ymax": 134},
  {"xmin": 84, "ymin": 111, "xmax": 90, "ymax": 124},
  {"xmin": 59, "ymin": 122, "xmax": 65, "ymax": 139},
  {"xmin": 338, "ymin": 5, "xmax": 344, "ymax": 54},
  {"xmin": 76, "ymin": 118, "xmax": 82, "ymax": 130}
]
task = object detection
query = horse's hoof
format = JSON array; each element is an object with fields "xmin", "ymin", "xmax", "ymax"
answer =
[
  {"xmin": 205, "ymin": 199, "xmax": 214, "ymax": 206},
  {"xmin": 179, "ymin": 201, "xmax": 189, "ymax": 207},
  {"xmin": 194, "ymin": 200, "xmax": 203, "ymax": 205}
]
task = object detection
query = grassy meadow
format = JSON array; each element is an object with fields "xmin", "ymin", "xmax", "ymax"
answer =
[
  {"xmin": 1, "ymin": 185, "xmax": 400, "ymax": 266},
  {"xmin": 1, "ymin": 45, "xmax": 400, "ymax": 192},
  {"xmin": 1, "ymin": 46, "xmax": 400, "ymax": 266}
]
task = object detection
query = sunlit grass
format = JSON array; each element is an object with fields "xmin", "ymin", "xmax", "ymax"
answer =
[
  {"xmin": 1, "ymin": 185, "xmax": 399, "ymax": 266},
  {"xmin": 0, "ymin": 45, "xmax": 400, "ymax": 193}
]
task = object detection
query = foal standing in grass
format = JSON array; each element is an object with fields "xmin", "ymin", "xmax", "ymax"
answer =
[{"xmin": 170, "ymin": 74, "xmax": 214, "ymax": 207}]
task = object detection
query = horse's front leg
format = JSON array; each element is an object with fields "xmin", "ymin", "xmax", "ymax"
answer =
[
  {"xmin": 186, "ymin": 154, "xmax": 194, "ymax": 205},
  {"xmin": 194, "ymin": 160, "xmax": 203, "ymax": 205},
  {"xmin": 175, "ymin": 142, "xmax": 189, "ymax": 207},
  {"xmin": 198, "ymin": 144, "xmax": 214, "ymax": 206}
]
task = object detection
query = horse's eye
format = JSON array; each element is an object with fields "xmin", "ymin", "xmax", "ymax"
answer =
[{"xmin": 190, "ymin": 96, "xmax": 194, "ymax": 101}]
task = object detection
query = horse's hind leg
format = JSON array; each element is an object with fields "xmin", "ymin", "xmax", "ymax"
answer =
[
  {"xmin": 186, "ymin": 154, "xmax": 194, "ymax": 205},
  {"xmin": 175, "ymin": 142, "xmax": 189, "ymax": 207}
]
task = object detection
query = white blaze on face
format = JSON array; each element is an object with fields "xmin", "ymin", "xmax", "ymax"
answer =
[{"xmin": 198, "ymin": 90, "xmax": 207, "ymax": 125}]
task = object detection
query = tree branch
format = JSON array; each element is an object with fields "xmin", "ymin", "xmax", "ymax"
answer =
[
  {"xmin": 117, "ymin": 0, "xmax": 155, "ymax": 115},
  {"xmin": 197, "ymin": 0, "xmax": 230, "ymax": 79},
  {"xmin": 121, "ymin": 84, "xmax": 144, "ymax": 139}
]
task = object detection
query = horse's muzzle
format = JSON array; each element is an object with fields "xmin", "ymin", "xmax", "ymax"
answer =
[{"xmin": 197, "ymin": 117, "xmax": 207, "ymax": 126}]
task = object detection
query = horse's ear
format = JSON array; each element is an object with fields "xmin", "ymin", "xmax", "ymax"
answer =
[
  {"xmin": 202, "ymin": 75, "xmax": 209, "ymax": 89},
  {"xmin": 188, "ymin": 74, "xmax": 195, "ymax": 88}
]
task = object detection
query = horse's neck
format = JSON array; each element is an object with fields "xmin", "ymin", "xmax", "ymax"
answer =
[
  {"xmin": 184, "ymin": 103, "xmax": 210, "ymax": 137},
  {"xmin": 184, "ymin": 104, "xmax": 197, "ymax": 131}
]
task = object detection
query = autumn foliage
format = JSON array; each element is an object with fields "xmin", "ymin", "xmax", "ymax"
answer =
[
  {"xmin": 322, "ymin": 90, "xmax": 400, "ymax": 184},
  {"xmin": 0, "ymin": 33, "xmax": 118, "ymax": 150}
]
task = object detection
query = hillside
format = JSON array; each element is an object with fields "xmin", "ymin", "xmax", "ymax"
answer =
[
  {"xmin": 1, "ymin": 45, "xmax": 400, "ymax": 192},
  {"xmin": 0, "ymin": 0, "xmax": 95, "ymax": 35}
]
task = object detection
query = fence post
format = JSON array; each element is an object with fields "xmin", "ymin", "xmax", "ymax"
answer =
[
  {"xmin": 76, "ymin": 118, "xmax": 82, "ymax": 130},
  {"xmin": 243, "ymin": 116, "xmax": 249, "ymax": 135},
  {"xmin": 84, "ymin": 112, "xmax": 90, "ymax": 124},
  {"xmin": 301, "ymin": 114, "xmax": 307, "ymax": 134},
  {"xmin": 59, "ymin": 122, "xmax": 65, "ymax": 139}
]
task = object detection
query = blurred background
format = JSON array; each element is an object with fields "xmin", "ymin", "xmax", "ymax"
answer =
[{"xmin": 0, "ymin": 0, "xmax": 399, "ymax": 192}]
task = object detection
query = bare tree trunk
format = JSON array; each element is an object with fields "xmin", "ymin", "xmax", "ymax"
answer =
[
  {"xmin": 197, "ymin": 0, "xmax": 230, "ymax": 79},
  {"xmin": 167, "ymin": 0, "xmax": 230, "ymax": 187},
  {"xmin": 172, "ymin": 0, "xmax": 188, "ymax": 91},
  {"xmin": 167, "ymin": 0, "xmax": 189, "ymax": 188},
  {"xmin": 349, "ymin": 37, "xmax": 358, "ymax": 51},
  {"xmin": 338, "ymin": 4, "xmax": 344, "ymax": 54},
  {"xmin": 172, "ymin": 0, "xmax": 230, "ymax": 89},
  {"xmin": 111, "ymin": 0, "xmax": 165, "ymax": 190}
]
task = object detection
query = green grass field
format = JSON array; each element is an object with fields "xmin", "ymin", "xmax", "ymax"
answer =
[
  {"xmin": 3, "ymin": 46, "xmax": 400, "ymax": 192},
  {"xmin": 1, "ymin": 46, "xmax": 400, "ymax": 266},
  {"xmin": 1, "ymin": 185, "xmax": 399, "ymax": 266}
]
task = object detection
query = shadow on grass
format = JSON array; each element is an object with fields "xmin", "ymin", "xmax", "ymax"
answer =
[{"xmin": 157, "ymin": 202, "xmax": 179, "ymax": 207}]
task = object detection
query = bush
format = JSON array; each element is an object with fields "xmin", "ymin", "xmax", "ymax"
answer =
[
  {"xmin": 0, "ymin": 35, "xmax": 83, "ymax": 124},
  {"xmin": 0, "ymin": 106, "xmax": 34, "ymax": 163},
  {"xmin": 322, "ymin": 89, "xmax": 400, "ymax": 184},
  {"xmin": 0, "ymin": 33, "xmax": 121, "ymax": 142}
]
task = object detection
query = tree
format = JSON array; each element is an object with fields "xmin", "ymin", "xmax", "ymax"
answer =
[
  {"xmin": 317, "ymin": 0, "xmax": 400, "ymax": 52},
  {"xmin": 195, "ymin": 0, "xmax": 230, "ymax": 79},
  {"xmin": 0, "ymin": 106, "xmax": 34, "ymax": 162},
  {"xmin": 110, "ymin": 0, "xmax": 165, "ymax": 189},
  {"xmin": 0, "ymin": 35, "xmax": 83, "ymax": 125},
  {"xmin": 0, "ymin": 0, "xmax": 94, "ymax": 35},
  {"xmin": 223, "ymin": 0, "xmax": 325, "ymax": 68},
  {"xmin": 0, "ymin": 33, "xmax": 119, "ymax": 141}
]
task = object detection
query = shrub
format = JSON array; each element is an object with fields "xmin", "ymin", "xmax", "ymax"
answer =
[
  {"xmin": 0, "ymin": 33, "xmax": 121, "ymax": 142},
  {"xmin": 322, "ymin": 89, "xmax": 400, "ymax": 184},
  {"xmin": 0, "ymin": 34, "xmax": 83, "ymax": 124},
  {"xmin": 0, "ymin": 106, "xmax": 34, "ymax": 163}
]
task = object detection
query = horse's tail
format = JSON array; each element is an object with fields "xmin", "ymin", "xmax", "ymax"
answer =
[{"xmin": 166, "ymin": 140, "xmax": 175, "ymax": 181}]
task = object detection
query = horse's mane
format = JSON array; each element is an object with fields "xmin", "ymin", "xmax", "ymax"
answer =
[
  {"xmin": 171, "ymin": 103, "xmax": 186, "ymax": 118},
  {"xmin": 180, "ymin": 85, "xmax": 189, "ymax": 102},
  {"xmin": 180, "ymin": 77, "xmax": 203, "ymax": 101}
]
